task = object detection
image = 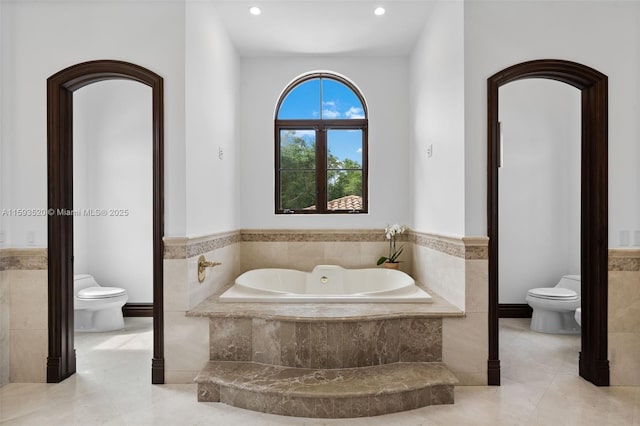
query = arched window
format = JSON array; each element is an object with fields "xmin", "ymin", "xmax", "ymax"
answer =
[{"xmin": 275, "ymin": 72, "xmax": 368, "ymax": 214}]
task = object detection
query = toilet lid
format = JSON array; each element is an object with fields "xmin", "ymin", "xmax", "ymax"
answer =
[
  {"xmin": 527, "ymin": 287, "xmax": 578, "ymax": 300},
  {"xmin": 77, "ymin": 286, "xmax": 127, "ymax": 299}
]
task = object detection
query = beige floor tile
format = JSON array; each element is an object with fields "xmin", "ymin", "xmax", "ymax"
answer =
[{"xmin": 0, "ymin": 317, "xmax": 638, "ymax": 425}]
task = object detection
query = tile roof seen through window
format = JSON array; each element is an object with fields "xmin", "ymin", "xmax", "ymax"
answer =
[{"xmin": 305, "ymin": 195, "xmax": 362, "ymax": 211}]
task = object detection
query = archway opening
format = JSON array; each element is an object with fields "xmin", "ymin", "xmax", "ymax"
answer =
[
  {"xmin": 47, "ymin": 60, "xmax": 164, "ymax": 384},
  {"xmin": 487, "ymin": 59, "xmax": 609, "ymax": 387}
]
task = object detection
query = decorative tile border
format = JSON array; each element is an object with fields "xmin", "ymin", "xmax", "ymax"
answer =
[
  {"xmin": 412, "ymin": 232, "xmax": 489, "ymax": 260},
  {"xmin": 0, "ymin": 248, "xmax": 48, "ymax": 270},
  {"xmin": 164, "ymin": 231, "xmax": 240, "ymax": 259},
  {"xmin": 239, "ymin": 229, "xmax": 394, "ymax": 243},
  {"xmin": 609, "ymin": 249, "xmax": 640, "ymax": 272},
  {"xmin": 462, "ymin": 237, "xmax": 490, "ymax": 260},
  {"xmin": 165, "ymin": 229, "xmax": 488, "ymax": 260}
]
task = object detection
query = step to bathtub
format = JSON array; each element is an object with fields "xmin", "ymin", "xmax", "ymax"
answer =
[{"xmin": 195, "ymin": 361, "xmax": 457, "ymax": 418}]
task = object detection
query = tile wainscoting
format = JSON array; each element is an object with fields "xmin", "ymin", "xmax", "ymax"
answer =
[
  {"xmin": 412, "ymin": 232, "xmax": 490, "ymax": 385},
  {"xmin": 2, "ymin": 239, "xmax": 637, "ymax": 387},
  {"xmin": 0, "ymin": 249, "xmax": 48, "ymax": 384},
  {"xmin": 163, "ymin": 231, "xmax": 241, "ymax": 383},
  {"xmin": 608, "ymin": 248, "xmax": 640, "ymax": 385}
]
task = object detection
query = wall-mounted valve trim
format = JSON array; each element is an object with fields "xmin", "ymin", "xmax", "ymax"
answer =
[{"xmin": 198, "ymin": 255, "xmax": 222, "ymax": 283}]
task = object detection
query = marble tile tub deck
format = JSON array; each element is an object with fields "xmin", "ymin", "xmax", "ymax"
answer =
[
  {"xmin": 190, "ymin": 285, "xmax": 462, "ymax": 417},
  {"xmin": 186, "ymin": 283, "xmax": 463, "ymax": 321}
]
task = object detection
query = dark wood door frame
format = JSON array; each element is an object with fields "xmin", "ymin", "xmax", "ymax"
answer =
[
  {"xmin": 47, "ymin": 60, "xmax": 165, "ymax": 384},
  {"xmin": 487, "ymin": 59, "xmax": 609, "ymax": 386}
]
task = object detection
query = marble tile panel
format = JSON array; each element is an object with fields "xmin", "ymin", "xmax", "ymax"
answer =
[
  {"xmin": 0, "ymin": 271, "xmax": 9, "ymax": 387},
  {"xmin": 338, "ymin": 321, "xmax": 374, "ymax": 368},
  {"xmin": 9, "ymin": 329, "xmax": 47, "ymax": 383},
  {"xmin": 431, "ymin": 385, "xmax": 455, "ymax": 405},
  {"xmin": 385, "ymin": 391, "xmax": 418, "ymax": 414},
  {"xmin": 360, "ymin": 242, "xmax": 390, "ymax": 267},
  {"xmin": 443, "ymin": 313, "xmax": 488, "ymax": 385},
  {"xmin": 312, "ymin": 397, "xmax": 334, "ymax": 418},
  {"xmin": 413, "ymin": 246, "xmax": 465, "ymax": 310},
  {"xmin": 189, "ymin": 295, "xmax": 463, "ymax": 321},
  {"xmin": 280, "ymin": 321, "xmax": 314, "ymax": 368},
  {"xmin": 164, "ymin": 312, "xmax": 209, "ymax": 373},
  {"xmin": 286, "ymin": 242, "xmax": 325, "ymax": 272},
  {"xmin": 252, "ymin": 318, "xmax": 281, "ymax": 364},
  {"xmin": 209, "ymin": 317, "xmax": 252, "ymax": 361},
  {"xmin": 399, "ymin": 318, "xmax": 442, "ymax": 362},
  {"xmin": 9, "ymin": 270, "xmax": 48, "ymax": 330},
  {"xmin": 163, "ymin": 259, "xmax": 188, "ymax": 312},
  {"xmin": 282, "ymin": 395, "xmax": 316, "ymax": 417},
  {"xmin": 333, "ymin": 396, "xmax": 368, "ymax": 418},
  {"xmin": 326, "ymin": 322, "xmax": 343, "ymax": 368},
  {"xmin": 609, "ymin": 331, "xmax": 640, "ymax": 386},
  {"xmin": 308, "ymin": 322, "xmax": 328, "ymax": 369},
  {"xmin": 197, "ymin": 382, "xmax": 220, "ymax": 402},
  {"xmin": 240, "ymin": 242, "xmax": 290, "ymax": 272},
  {"xmin": 373, "ymin": 319, "xmax": 400, "ymax": 365},
  {"xmin": 465, "ymin": 259, "xmax": 489, "ymax": 314},
  {"xmin": 608, "ymin": 271, "xmax": 640, "ymax": 333},
  {"xmin": 323, "ymin": 242, "xmax": 362, "ymax": 268}
]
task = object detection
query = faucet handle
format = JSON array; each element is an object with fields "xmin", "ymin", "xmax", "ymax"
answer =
[{"xmin": 197, "ymin": 255, "xmax": 222, "ymax": 283}]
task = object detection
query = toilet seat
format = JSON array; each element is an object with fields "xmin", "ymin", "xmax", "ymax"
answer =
[
  {"xmin": 77, "ymin": 286, "xmax": 127, "ymax": 299},
  {"xmin": 527, "ymin": 287, "xmax": 578, "ymax": 300}
]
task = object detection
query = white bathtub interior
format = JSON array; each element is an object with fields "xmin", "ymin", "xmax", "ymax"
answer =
[{"xmin": 219, "ymin": 265, "xmax": 432, "ymax": 303}]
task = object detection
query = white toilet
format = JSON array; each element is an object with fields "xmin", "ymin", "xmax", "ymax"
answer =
[
  {"xmin": 74, "ymin": 274, "xmax": 128, "ymax": 332},
  {"xmin": 526, "ymin": 275, "xmax": 581, "ymax": 334}
]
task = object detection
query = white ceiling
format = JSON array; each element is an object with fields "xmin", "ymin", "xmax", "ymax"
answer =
[{"xmin": 211, "ymin": 1, "xmax": 435, "ymax": 56}]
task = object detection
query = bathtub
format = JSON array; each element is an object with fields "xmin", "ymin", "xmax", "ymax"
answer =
[{"xmin": 218, "ymin": 265, "xmax": 432, "ymax": 303}]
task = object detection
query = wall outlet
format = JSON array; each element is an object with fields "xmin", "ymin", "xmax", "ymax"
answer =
[
  {"xmin": 619, "ymin": 230, "xmax": 630, "ymax": 247},
  {"xmin": 27, "ymin": 230, "xmax": 36, "ymax": 246},
  {"xmin": 427, "ymin": 144, "xmax": 433, "ymax": 158},
  {"xmin": 218, "ymin": 147, "xmax": 224, "ymax": 160}
]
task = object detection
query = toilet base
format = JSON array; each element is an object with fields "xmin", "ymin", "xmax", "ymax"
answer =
[
  {"xmin": 530, "ymin": 309, "xmax": 580, "ymax": 334},
  {"xmin": 75, "ymin": 308, "xmax": 125, "ymax": 332}
]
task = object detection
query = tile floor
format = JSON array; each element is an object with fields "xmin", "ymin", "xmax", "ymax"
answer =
[{"xmin": 0, "ymin": 317, "xmax": 638, "ymax": 425}]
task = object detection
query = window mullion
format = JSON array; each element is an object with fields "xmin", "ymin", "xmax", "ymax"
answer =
[{"xmin": 316, "ymin": 126, "xmax": 327, "ymax": 213}]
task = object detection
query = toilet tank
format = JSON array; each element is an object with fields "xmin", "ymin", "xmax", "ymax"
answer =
[
  {"xmin": 74, "ymin": 274, "xmax": 100, "ymax": 296},
  {"xmin": 556, "ymin": 275, "xmax": 581, "ymax": 295}
]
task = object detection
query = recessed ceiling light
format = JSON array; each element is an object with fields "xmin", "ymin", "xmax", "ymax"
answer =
[
  {"xmin": 249, "ymin": 6, "xmax": 261, "ymax": 16},
  {"xmin": 374, "ymin": 7, "xmax": 386, "ymax": 16}
]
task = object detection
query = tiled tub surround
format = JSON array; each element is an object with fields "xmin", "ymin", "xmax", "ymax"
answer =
[
  {"xmin": 188, "ymin": 293, "xmax": 461, "ymax": 418},
  {"xmin": 608, "ymin": 248, "xmax": 640, "ymax": 386},
  {"xmin": 163, "ymin": 231, "xmax": 241, "ymax": 383},
  {"xmin": 239, "ymin": 229, "xmax": 413, "ymax": 275},
  {"xmin": 1, "ymin": 230, "xmax": 636, "ymax": 390},
  {"xmin": 412, "ymin": 232, "xmax": 490, "ymax": 385}
]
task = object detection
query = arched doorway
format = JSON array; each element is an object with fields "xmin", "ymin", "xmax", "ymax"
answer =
[
  {"xmin": 487, "ymin": 59, "xmax": 609, "ymax": 386},
  {"xmin": 47, "ymin": 60, "xmax": 164, "ymax": 384}
]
